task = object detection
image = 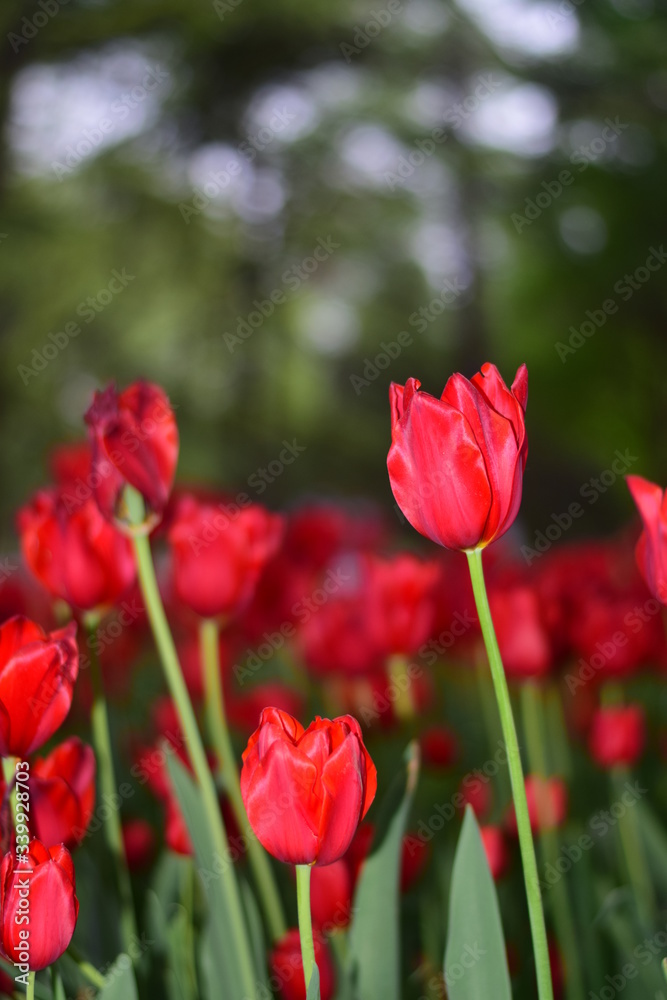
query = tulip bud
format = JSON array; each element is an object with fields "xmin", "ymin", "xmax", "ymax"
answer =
[
  {"xmin": 387, "ymin": 364, "xmax": 528, "ymax": 552},
  {"xmin": 84, "ymin": 380, "xmax": 178, "ymax": 531},
  {"xmin": 0, "ymin": 841, "xmax": 79, "ymax": 971},
  {"xmin": 269, "ymin": 929, "xmax": 335, "ymax": 1000},
  {"xmin": 28, "ymin": 737, "xmax": 96, "ymax": 850},
  {"xmin": 122, "ymin": 818, "xmax": 157, "ymax": 871},
  {"xmin": 0, "ymin": 616, "xmax": 78, "ymax": 758},
  {"xmin": 589, "ymin": 704, "xmax": 645, "ymax": 769},
  {"xmin": 240, "ymin": 708, "xmax": 377, "ymax": 866}
]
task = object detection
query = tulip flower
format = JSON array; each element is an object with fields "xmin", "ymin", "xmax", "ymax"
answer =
[
  {"xmin": 364, "ymin": 552, "xmax": 439, "ymax": 658},
  {"xmin": 627, "ymin": 475, "xmax": 667, "ymax": 603},
  {"xmin": 589, "ymin": 704, "xmax": 645, "ymax": 769},
  {"xmin": 167, "ymin": 494, "xmax": 284, "ymax": 620},
  {"xmin": 269, "ymin": 929, "xmax": 335, "ymax": 1000},
  {"xmin": 309, "ymin": 860, "xmax": 352, "ymax": 930},
  {"xmin": 240, "ymin": 708, "xmax": 377, "ymax": 866},
  {"xmin": 17, "ymin": 487, "xmax": 136, "ymax": 612},
  {"xmin": 28, "ymin": 738, "xmax": 96, "ymax": 850},
  {"xmin": 387, "ymin": 363, "xmax": 528, "ymax": 552},
  {"xmin": 122, "ymin": 819, "xmax": 157, "ymax": 871},
  {"xmin": 84, "ymin": 380, "xmax": 179, "ymax": 528},
  {"xmin": 0, "ymin": 616, "xmax": 78, "ymax": 758},
  {"xmin": 488, "ymin": 582, "xmax": 552, "ymax": 679},
  {"xmin": 0, "ymin": 840, "xmax": 79, "ymax": 971}
]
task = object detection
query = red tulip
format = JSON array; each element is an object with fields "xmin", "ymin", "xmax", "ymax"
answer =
[
  {"xmin": 309, "ymin": 859, "xmax": 352, "ymax": 930},
  {"xmin": 0, "ymin": 616, "xmax": 78, "ymax": 757},
  {"xmin": 240, "ymin": 708, "xmax": 377, "ymax": 866},
  {"xmin": 167, "ymin": 494, "xmax": 284, "ymax": 620},
  {"xmin": 420, "ymin": 726, "xmax": 458, "ymax": 768},
  {"xmin": 627, "ymin": 475, "xmax": 667, "ymax": 603},
  {"xmin": 84, "ymin": 380, "xmax": 178, "ymax": 528},
  {"xmin": 27, "ymin": 738, "xmax": 96, "ymax": 850},
  {"xmin": 488, "ymin": 582, "xmax": 552, "ymax": 679},
  {"xmin": 17, "ymin": 488, "xmax": 136, "ymax": 612},
  {"xmin": 589, "ymin": 704, "xmax": 645, "ymax": 769},
  {"xmin": 387, "ymin": 363, "xmax": 528, "ymax": 551},
  {"xmin": 480, "ymin": 825, "xmax": 509, "ymax": 880},
  {"xmin": 0, "ymin": 840, "xmax": 79, "ymax": 971},
  {"xmin": 270, "ymin": 929, "xmax": 335, "ymax": 1000},
  {"xmin": 122, "ymin": 819, "xmax": 157, "ymax": 871},
  {"xmin": 506, "ymin": 775, "xmax": 567, "ymax": 834},
  {"xmin": 365, "ymin": 553, "xmax": 439, "ymax": 658}
]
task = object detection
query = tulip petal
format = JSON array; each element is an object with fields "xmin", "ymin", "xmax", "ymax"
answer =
[{"xmin": 318, "ymin": 734, "xmax": 366, "ymax": 865}]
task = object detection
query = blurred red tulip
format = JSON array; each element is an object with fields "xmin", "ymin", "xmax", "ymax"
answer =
[
  {"xmin": 480, "ymin": 825, "xmax": 509, "ymax": 880},
  {"xmin": 28, "ymin": 737, "xmax": 96, "ymax": 850},
  {"xmin": 0, "ymin": 840, "xmax": 79, "ymax": 971},
  {"xmin": 17, "ymin": 488, "xmax": 136, "ymax": 612},
  {"xmin": 309, "ymin": 859, "xmax": 352, "ymax": 930},
  {"xmin": 387, "ymin": 364, "xmax": 528, "ymax": 551},
  {"xmin": 240, "ymin": 708, "xmax": 376, "ymax": 865},
  {"xmin": 270, "ymin": 929, "xmax": 335, "ymax": 1000},
  {"xmin": 0, "ymin": 616, "xmax": 78, "ymax": 757},
  {"xmin": 420, "ymin": 726, "xmax": 458, "ymax": 768},
  {"xmin": 122, "ymin": 818, "xmax": 156, "ymax": 871},
  {"xmin": 365, "ymin": 553, "xmax": 439, "ymax": 658},
  {"xmin": 168, "ymin": 494, "xmax": 284, "ymax": 620},
  {"xmin": 488, "ymin": 580, "xmax": 552, "ymax": 679},
  {"xmin": 589, "ymin": 704, "xmax": 645, "ymax": 769},
  {"xmin": 506, "ymin": 775, "xmax": 567, "ymax": 834},
  {"xmin": 84, "ymin": 380, "xmax": 178, "ymax": 528}
]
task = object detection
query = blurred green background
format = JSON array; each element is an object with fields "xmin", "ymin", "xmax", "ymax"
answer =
[{"xmin": 1, "ymin": 0, "xmax": 666, "ymax": 549}]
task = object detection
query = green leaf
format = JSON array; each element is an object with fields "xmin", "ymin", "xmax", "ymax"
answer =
[
  {"xmin": 167, "ymin": 753, "xmax": 265, "ymax": 1000},
  {"xmin": 96, "ymin": 957, "xmax": 140, "ymax": 999},
  {"xmin": 306, "ymin": 965, "xmax": 321, "ymax": 1000},
  {"xmin": 51, "ymin": 970, "xmax": 67, "ymax": 1000},
  {"xmin": 347, "ymin": 741, "xmax": 420, "ymax": 1000},
  {"xmin": 444, "ymin": 806, "xmax": 511, "ymax": 1000}
]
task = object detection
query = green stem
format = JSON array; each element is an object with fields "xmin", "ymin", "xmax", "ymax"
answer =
[
  {"xmin": 27, "ymin": 971, "xmax": 35, "ymax": 1000},
  {"xmin": 2, "ymin": 756, "xmax": 16, "ymax": 828},
  {"xmin": 296, "ymin": 864, "xmax": 316, "ymax": 992},
  {"xmin": 521, "ymin": 683, "xmax": 586, "ymax": 1000},
  {"xmin": 66, "ymin": 945, "xmax": 108, "ymax": 988},
  {"xmin": 386, "ymin": 654, "xmax": 415, "ymax": 720},
  {"xmin": 126, "ymin": 488, "xmax": 257, "ymax": 998},
  {"xmin": 466, "ymin": 548, "xmax": 553, "ymax": 1000},
  {"xmin": 87, "ymin": 624, "xmax": 138, "ymax": 955},
  {"xmin": 612, "ymin": 767, "xmax": 656, "ymax": 927},
  {"xmin": 200, "ymin": 618, "xmax": 287, "ymax": 943}
]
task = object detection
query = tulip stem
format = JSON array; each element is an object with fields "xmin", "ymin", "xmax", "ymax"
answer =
[
  {"xmin": 200, "ymin": 617, "xmax": 287, "ymax": 943},
  {"xmin": 296, "ymin": 864, "xmax": 316, "ymax": 993},
  {"xmin": 521, "ymin": 683, "xmax": 586, "ymax": 1000},
  {"xmin": 386, "ymin": 655, "xmax": 415, "ymax": 720},
  {"xmin": 87, "ymin": 623, "xmax": 138, "ymax": 956},
  {"xmin": 125, "ymin": 487, "xmax": 258, "ymax": 999},
  {"xmin": 612, "ymin": 766, "xmax": 656, "ymax": 927},
  {"xmin": 466, "ymin": 548, "xmax": 553, "ymax": 1000},
  {"xmin": 26, "ymin": 972, "xmax": 35, "ymax": 1000},
  {"xmin": 1, "ymin": 756, "xmax": 17, "ymax": 830}
]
